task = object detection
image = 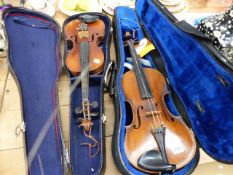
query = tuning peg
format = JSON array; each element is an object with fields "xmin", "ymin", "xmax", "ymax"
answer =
[
  {"xmin": 75, "ymin": 107, "xmax": 82, "ymax": 114},
  {"xmin": 90, "ymin": 101, "xmax": 98, "ymax": 109}
]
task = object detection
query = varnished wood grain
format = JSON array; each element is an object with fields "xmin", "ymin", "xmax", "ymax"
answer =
[
  {"xmin": 64, "ymin": 19, "xmax": 105, "ymax": 75},
  {"xmin": 122, "ymin": 68, "xmax": 196, "ymax": 173}
]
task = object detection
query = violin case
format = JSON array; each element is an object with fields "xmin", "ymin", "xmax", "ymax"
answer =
[
  {"xmin": 3, "ymin": 7, "xmax": 111, "ymax": 175},
  {"xmin": 111, "ymin": 0, "xmax": 233, "ymax": 174},
  {"xmin": 62, "ymin": 13, "xmax": 111, "ymax": 175},
  {"xmin": 3, "ymin": 8, "xmax": 66, "ymax": 175}
]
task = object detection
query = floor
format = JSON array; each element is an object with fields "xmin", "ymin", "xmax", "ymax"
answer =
[{"xmin": 0, "ymin": 0, "xmax": 233, "ymax": 175}]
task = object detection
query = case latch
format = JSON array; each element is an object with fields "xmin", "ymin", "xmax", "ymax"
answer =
[
  {"xmin": 65, "ymin": 148, "xmax": 70, "ymax": 164},
  {"xmin": 102, "ymin": 114, "xmax": 107, "ymax": 123},
  {"xmin": 15, "ymin": 121, "xmax": 26, "ymax": 136}
]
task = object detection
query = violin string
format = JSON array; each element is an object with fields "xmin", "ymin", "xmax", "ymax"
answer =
[
  {"xmin": 128, "ymin": 39, "xmax": 160, "ymax": 128},
  {"xmin": 151, "ymin": 124, "xmax": 155, "ymax": 135},
  {"xmin": 120, "ymin": 17, "xmax": 164, "ymax": 129},
  {"xmin": 126, "ymin": 41, "xmax": 162, "ymax": 129},
  {"xmin": 140, "ymin": 63, "xmax": 164, "ymax": 127},
  {"xmin": 132, "ymin": 51, "xmax": 163, "ymax": 128}
]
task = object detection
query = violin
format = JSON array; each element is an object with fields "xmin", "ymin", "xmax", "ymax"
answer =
[
  {"xmin": 65, "ymin": 15, "xmax": 105, "ymax": 76},
  {"xmin": 64, "ymin": 15, "xmax": 105, "ymax": 158},
  {"xmin": 122, "ymin": 32, "xmax": 196, "ymax": 173}
]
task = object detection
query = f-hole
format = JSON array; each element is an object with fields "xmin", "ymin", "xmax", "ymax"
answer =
[
  {"xmin": 66, "ymin": 39, "xmax": 73, "ymax": 50},
  {"xmin": 97, "ymin": 36, "xmax": 104, "ymax": 47},
  {"xmin": 134, "ymin": 106, "xmax": 143, "ymax": 129},
  {"xmin": 125, "ymin": 101, "xmax": 133, "ymax": 127}
]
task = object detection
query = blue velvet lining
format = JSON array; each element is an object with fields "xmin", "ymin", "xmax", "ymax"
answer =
[
  {"xmin": 136, "ymin": 0, "xmax": 233, "ymax": 163},
  {"xmin": 4, "ymin": 9, "xmax": 64, "ymax": 175},
  {"xmin": 63, "ymin": 13, "xmax": 110, "ymax": 175},
  {"xmin": 114, "ymin": 6, "xmax": 199, "ymax": 175},
  {"xmin": 70, "ymin": 76, "xmax": 102, "ymax": 175}
]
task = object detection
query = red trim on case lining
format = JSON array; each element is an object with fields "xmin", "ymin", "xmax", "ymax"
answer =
[
  {"xmin": 8, "ymin": 13, "xmax": 61, "ymax": 157},
  {"xmin": 53, "ymin": 44, "xmax": 61, "ymax": 157},
  {"xmin": 8, "ymin": 13, "xmax": 58, "ymax": 32}
]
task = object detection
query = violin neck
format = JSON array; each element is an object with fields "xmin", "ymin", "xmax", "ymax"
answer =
[
  {"xmin": 127, "ymin": 39, "xmax": 152, "ymax": 99},
  {"xmin": 80, "ymin": 41, "xmax": 90, "ymax": 108}
]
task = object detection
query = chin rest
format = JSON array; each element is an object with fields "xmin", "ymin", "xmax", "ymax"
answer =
[
  {"xmin": 80, "ymin": 15, "xmax": 99, "ymax": 23},
  {"xmin": 138, "ymin": 150, "xmax": 176, "ymax": 173}
]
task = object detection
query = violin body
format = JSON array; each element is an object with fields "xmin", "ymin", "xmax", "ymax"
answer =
[
  {"xmin": 64, "ymin": 19, "xmax": 105, "ymax": 75},
  {"xmin": 122, "ymin": 68, "xmax": 196, "ymax": 174}
]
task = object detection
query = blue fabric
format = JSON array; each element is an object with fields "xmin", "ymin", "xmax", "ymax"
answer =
[
  {"xmin": 4, "ymin": 9, "xmax": 64, "ymax": 175},
  {"xmin": 64, "ymin": 13, "xmax": 111, "ymax": 175},
  {"xmin": 136, "ymin": 0, "xmax": 233, "ymax": 163},
  {"xmin": 70, "ymin": 77, "xmax": 102, "ymax": 175},
  {"xmin": 114, "ymin": 6, "xmax": 199, "ymax": 175}
]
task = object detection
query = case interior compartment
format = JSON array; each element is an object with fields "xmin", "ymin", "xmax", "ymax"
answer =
[
  {"xmin": 3, "ymin": 8, "xmax": 65, "ymax": 175},
  {"xmin": 63, "ymin": 13, "xmax": 111, "ymax": 175},
  {"xmin": 113, "ymin": 6, "xmax": 199, "ymax": 175}
]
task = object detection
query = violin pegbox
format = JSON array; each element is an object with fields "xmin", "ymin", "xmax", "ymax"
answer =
[{"xmin": 123, "ymin": 32, "xmax": 139, "ymax": 47}]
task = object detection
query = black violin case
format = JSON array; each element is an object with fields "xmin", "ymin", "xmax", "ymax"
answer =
[
  {"xmin": 3, "ymin": 8, "xmax": 111, "ymax": 175},
  {"xmin": 62, "ymin": 13, "xmax": 111, "ymax": 175},
  {"xmin": 3, "ymin": 8, "xmax": 66, "ymax": 175},
  {"xmin": 111, "ymin": 0, "xmax": 233, "ymax": 174}
]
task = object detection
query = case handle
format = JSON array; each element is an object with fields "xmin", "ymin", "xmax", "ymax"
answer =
[
  {"xmin": 104, "ymin": 60, "xmax": 115, "ymax": 92},
  {"xmin": 109, "ymin": 62, "xmax": 118, "ymax": 98},
  {"xmin": 103, "ymin": 60, "xmax": 118, "ymax": 97},
  {"xmin": 13, "ymin": 18, "xmax": 51, "ymax": 29}
]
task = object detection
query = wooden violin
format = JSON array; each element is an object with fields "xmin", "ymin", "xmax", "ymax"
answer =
[
  {"xmin": 64, "ymin": 15, "xmax": 105, "ymax": 158},
  {"xmin": 122, "ymin": 33, "xmax": 196, "ymax": 173},
  {"xmin": 65, "ymin": 15, "xmax": 105, "ymax": 76}
]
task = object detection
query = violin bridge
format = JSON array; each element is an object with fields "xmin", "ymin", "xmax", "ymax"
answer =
[
  {"xmin": 146, "ymin": 110, "xmax": 161, "ymax": 117},
  {"xmin": 78, "ymin": 31, "xmax": 89, "ymax": 38}
]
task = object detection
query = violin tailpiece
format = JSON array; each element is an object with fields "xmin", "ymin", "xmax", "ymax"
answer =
[{"xmin": 152, "ymin": 125, "xmax": 169, "ymax": 163}]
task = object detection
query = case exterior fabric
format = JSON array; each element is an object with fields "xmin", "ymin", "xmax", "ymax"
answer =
[{"xmin": 3, "ymin": 8, "xmax": 65, "ymax": 175}]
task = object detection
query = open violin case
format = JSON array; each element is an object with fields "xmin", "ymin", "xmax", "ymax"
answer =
[
  {"xmin": 3, "ymin": 8, "xmax": 66, "ymax": 175},
  {"xmin": 3, "ymin": 7, "xmax": 111, "ymax": 175},
  {"xmin": 111, "ymin": 0, "xmax": 233, "ymax": 174},
  {"xmin": 62, "ymin": 13, "xmax": 111, "ymax": 175}
]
